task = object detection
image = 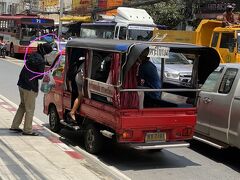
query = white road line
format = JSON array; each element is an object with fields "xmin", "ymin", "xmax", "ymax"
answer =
[{"xmin": 0, "ymin": 94, "xmax": 131, "ymax": 180}]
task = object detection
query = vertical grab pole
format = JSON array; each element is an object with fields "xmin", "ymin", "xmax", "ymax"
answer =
[{"xmin": 160, "ymin": 58, "xmax": 165, "ymax": 97}]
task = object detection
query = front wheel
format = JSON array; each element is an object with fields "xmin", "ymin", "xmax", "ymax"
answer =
[
  {"xmin": 49, "ymin": 106, "xmax": 62, "ymax": 133},
  {"xmin": 84, "ymin": 124, "xmax": 103, "ymax": 154}
]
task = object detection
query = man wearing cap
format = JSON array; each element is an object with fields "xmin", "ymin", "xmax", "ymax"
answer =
[
  {"xmin": 10, "ymin": 43, "xmax": 53, "ymax": 136},
  {"xmin": 223, "ymin": 4, "xmax": 236, "ymax": 26}
]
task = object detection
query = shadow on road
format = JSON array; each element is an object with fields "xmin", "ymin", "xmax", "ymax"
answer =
[
  {"xmin": 51, "ymin": 128, "xmax": 200, "ymax": 171},
  {"xmin": 189, "ymin": 140, "xmax": 240, "ymax": 173}
]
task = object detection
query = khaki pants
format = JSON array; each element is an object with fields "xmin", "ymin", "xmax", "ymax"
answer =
[{"xmin": 11, "ymin": 87, "xmax": 38, "ymax": 133}]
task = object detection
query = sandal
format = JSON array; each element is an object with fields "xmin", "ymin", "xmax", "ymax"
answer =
[
  {"xmin": 9, "ymin": 128, "xmax": 23, "ymax": 132},
  {"xmin": 22, "ymin": 132, "xmax": 39, "ymax": 136},
  {"xmin": 67, "ymin": 113, "xmax": 77, "ymax": 125}
]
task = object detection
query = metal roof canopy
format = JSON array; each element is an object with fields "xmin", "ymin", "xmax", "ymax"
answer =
[{"xmin": 66, "ymin": 38, "xmax": 220, "ymax": 84}]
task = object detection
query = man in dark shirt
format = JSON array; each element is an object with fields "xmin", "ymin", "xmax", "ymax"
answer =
[
  {"xmin": 138, "ymin": 50, "xmax": 161, "ymax": 100},
  {"xmin": 10, "ymin": 43, "xmax": 52, "ymax": 136}
]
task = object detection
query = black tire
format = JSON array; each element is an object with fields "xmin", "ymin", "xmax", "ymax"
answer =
[
  {"xmin": 49, "ymin": 105, "xmax": 62, "ymax": 133},
  {"xmin": 84, "ymin": 124, "xmax": 103, "ymax": 154},
  {"xmin": 10, "ymin": 45, "xmax": 14, "ymax": 58}
]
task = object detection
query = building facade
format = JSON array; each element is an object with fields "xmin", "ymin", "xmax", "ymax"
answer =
[
  {"xmin": 197, "ymin": 0, "xmax": 240, "ymax": 19},
  {"xmin": 0, "ymin": 0, "xmax": 39, "ymax": 14}
]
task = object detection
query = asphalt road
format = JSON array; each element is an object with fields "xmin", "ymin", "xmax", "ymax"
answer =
[{"xmin": 0, "ymin": 57, "xmax": 239, "ymax": 180}]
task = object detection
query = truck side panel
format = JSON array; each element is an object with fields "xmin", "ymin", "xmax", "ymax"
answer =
[{"xmin": 229, "ymin": 78, "xmax": 240, "ymax": 149}]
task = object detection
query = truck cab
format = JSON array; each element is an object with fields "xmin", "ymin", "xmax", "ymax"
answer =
[
  {"xmin": 154, "ymin": 19, "xmax": 240, "ymax": 63},
  {"xmin": 209, "ymin": 26, "xmax": 240, "ymax": 63},
  {"xmin": 80, "ymin": 7, "xmax": 157, "ymax": 41}
]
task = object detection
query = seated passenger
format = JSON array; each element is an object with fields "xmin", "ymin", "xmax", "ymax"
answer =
[{"xmin": 138, "ymin": 49, "xmax": 161, "ymax": 100}]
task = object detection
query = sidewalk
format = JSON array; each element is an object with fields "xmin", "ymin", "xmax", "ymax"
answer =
[{"xmin": 0, "ymin": 96, "xmax": 100, "ymax": 180}]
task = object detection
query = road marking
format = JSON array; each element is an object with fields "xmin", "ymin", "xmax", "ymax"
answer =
[{"xmin": 0, "ymin": 94, "xmax": 131, "ymax": 180}]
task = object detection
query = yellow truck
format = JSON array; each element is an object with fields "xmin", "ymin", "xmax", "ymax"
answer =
[{"xmin": 154, "ymin": 20, "xmax": 240, "ymax": 63}]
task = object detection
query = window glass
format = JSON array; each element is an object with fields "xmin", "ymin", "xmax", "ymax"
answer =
[
  {"xmin": 127, "ymin": 26, "xmax": 154, "ymax": 41},
  {"xmin": 211, "ymin": 32, "xmax": 219, "ymax": 47},
  {"xmin": 201, "ymin": 67, "xmax": 223, "ymax": 92},
  {"xmin": 220, "ymin": 33, "xmax": 235, "ymax": 50},
  {"xmin": 218, "ymin": 68, "xmax": 238, "ymax": 94},
  {"xmin": 91, "ymin": 51, "xmax": 112, "ymax": 83},
  {"xmin": 151, "ymin": 52, "xmax": 190, "ymax": 65},
  {"xmin": 119, "ymin": 26, "xmax": 127, "ymax": 40},
  {"xmin": 80, "ymin": 25, "xmax": 114, "ymax": 39}
]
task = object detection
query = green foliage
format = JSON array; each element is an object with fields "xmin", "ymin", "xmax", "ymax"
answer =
[{"xmin": 140, "ymin": 0, "xmax": 186, "ymax": 28}]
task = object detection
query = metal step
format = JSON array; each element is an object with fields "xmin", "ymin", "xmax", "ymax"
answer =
[
  {"xmin": 60, "ymin": 120, "xmax": 80, "ymax": 131},
  {"xmin": 193, "ymin": 133, "xmax": 229, "ymax": 149}
]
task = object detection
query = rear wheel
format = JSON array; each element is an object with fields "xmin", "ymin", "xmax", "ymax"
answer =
[
  {"xmin": 49, "ymin": 106, "xmax": 62, "ymax": 133},
  {"xmin": 84, "ymin": 124, "xmax": 103, "ymax": 154}
]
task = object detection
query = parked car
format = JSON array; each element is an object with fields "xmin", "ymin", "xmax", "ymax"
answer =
[
  {"xmin": 151, "ymin": 52, "xmax": 192, "ymax": 86},
  {"xmin": 195, "ymin": 64, "xmax": 240, "ymax": 149},
  {"xmin": 45, "ymin": 41, "xmax": 67, "ymax": 65}
]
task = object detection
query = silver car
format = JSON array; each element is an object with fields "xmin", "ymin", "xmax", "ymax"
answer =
[
  {"xmin": 196, "ymin": 64, "xmax": 240, "ymax": 149},
  {"xmin": 151, "ymin": 52, "xmax": 192, "ymax": 85}
]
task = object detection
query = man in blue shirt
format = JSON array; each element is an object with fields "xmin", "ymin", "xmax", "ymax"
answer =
[{"xmin": 138, "ymin": 49, "xmax": 161, "ymax": 100}]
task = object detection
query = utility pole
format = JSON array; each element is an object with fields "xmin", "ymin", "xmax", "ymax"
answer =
[{"xmin": 58, "ymin": 0, "xmax": 64, "ymax": 37}]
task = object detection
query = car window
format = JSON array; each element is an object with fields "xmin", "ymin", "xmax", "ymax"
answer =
[
  {"xmin": 201, "ymin": 67, "xmax": 223, "ymax": 92},
  {"xmin": 218, "ymin": 68, "xmax": 238, "ymax": 94},
  {"xmin": 151, "ymin": 53, "xmax": 190, "ymax": 65}
]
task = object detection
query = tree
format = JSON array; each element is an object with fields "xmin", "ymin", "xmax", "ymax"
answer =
[{"xmin": 140, "ymin": 0, "xmax": 187, "ymax": 28}]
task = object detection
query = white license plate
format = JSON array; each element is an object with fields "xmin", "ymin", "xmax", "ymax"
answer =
[{"xmin": 145, "ymin": 132, "xmax": 166, "ymax": 143}]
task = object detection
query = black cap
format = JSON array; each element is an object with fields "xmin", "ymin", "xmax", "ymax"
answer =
[{"xmin": 37, "ymin": 43, "xmax": 53, "ymax": 55}]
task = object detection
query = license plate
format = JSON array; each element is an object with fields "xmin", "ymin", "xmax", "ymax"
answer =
[{"xmin": 145, "ymin": 132, "xmax": 166, "ymax": 143}]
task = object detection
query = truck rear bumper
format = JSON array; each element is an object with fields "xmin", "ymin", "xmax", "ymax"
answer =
[{"xmin": 128, "ymin": 141, "xmax": 189, "ymax": 150}]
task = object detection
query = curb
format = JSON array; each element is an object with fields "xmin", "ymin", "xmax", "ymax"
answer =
[{"xmin": 0, "ymin": 94, "xmax": 84, "ymax": 160}]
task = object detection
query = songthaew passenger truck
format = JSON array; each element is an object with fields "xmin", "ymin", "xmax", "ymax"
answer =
[{"xmin": 154, "ymin": 19, "xmax": 240, "ymax": 63}]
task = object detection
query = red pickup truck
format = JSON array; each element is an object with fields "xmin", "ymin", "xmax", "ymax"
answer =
[{"xmin": 44, "ymin": 39, "xmax": 220, "ymax": 154}]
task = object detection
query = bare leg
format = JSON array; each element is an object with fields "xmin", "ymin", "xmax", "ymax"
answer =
[{"xmin": 69, "ymin": 96, "xmax": 81, "ymax": 121}]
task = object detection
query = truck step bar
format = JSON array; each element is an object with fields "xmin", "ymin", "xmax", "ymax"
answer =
[
  {"xmin": 60, "ymin": 120, "xmax": 80, "ymax": 131},
  {"xmin": 193, "ymin": 133, "xmax": 229, "ymax": 149},
  {"xmin": 129, "ymin": 141, "xmax": 189, "ymax": 150}
]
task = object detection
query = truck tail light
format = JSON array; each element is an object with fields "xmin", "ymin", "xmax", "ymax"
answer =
[
  {"xmin": 122, "ymin": 130, "xmax": 133, "ymax": 139},
  {"xmin": 182, "ymin": 128, "xmax": 192, "ymax": 136}
]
